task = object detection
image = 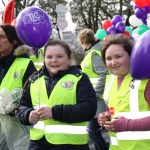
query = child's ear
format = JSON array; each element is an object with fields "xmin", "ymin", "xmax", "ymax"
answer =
[{"xmin": 13, "ymin": 40, "xmax": 17, "ymax": 45}]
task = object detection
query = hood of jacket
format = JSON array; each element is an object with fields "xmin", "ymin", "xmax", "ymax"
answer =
[
  {"xmin": 13, "ymin": 45, "xmax": 30, "ymax": 57},
  {"xmin": 90, "ymin": 39, "xmax": 102, "ymax": 51}
]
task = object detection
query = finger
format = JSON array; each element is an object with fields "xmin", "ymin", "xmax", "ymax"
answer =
[
  {"xmin": 104, "ymin": 124, "xmax": 114, "ymax": 131},
  {"xmin": 115, "ymin": 115, "xmax": 124, "ymax": 119}
]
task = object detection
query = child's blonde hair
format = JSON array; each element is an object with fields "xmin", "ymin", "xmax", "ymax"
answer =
[{"xmin": 78, "ymin": 29, "xmax": 95, "ymax": 45}]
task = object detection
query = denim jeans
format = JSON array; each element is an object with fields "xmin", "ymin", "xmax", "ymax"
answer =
[{"xmin": 88, "ymin": 118, "xmax": 109, "ymax": 150}]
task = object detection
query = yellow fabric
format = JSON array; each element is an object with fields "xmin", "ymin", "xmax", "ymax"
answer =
[
  {"xmin": 30, "ymin": 74, "xmax": 88, "ymax": 144},
  {"xmin": 105, "ymin": 74, "xmax": 150, "ymax": 150}
]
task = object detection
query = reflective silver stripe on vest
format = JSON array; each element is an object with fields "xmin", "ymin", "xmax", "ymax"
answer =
[
  {"xmin": 104, "ymin": 74, "xmax": 115, "ymax": 105},
  {"xmin": 45, "ymin": 125, "xmax": 87, "ymax": 134},
  {"xmin": 34, "ymin": 62, "xmax": 43, "ymax": 66},
  {"xmin": 110, "ymin": 137, "xmax": 118, "ymax": 145},
  {"xmin": 115, "ymin": 111, "xmax": 150, "ymax": 119},
  {"xmin": 115, "ymin": 111, "xmax": 150, "ymax": 140},
  {"xmin": 33, "ymin": 121, "xmax": 44, "ymax": 130},
  {"xmin": 116, "ymin": 131, "xmax": 150, "ymax": 140},
  {"xmin": 89, "ymin": 78, "xmax": 99, "ymax": 88},
  {"xmin": 130, "ymin": 80, "xmax": 141, "ymax": 112}
]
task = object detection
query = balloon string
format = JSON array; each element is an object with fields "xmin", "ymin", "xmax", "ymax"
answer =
[
  {"xmin": 38, "ymin": 49, "xmax": 41, "ymax": 108},
  {"xmin": 86, "ymin": 127, "xmax": 102, "ymax": 132}
]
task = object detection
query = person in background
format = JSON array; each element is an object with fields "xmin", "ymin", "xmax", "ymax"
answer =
[
  {"xmin": 98, "ymin": 34, "xmax": 150, "ymax": 150},
  {"xmin": 0, "ymin": 24, "xmax": 36, "ymax": 150},
  {"xmin": 16, "ymin": 39, "xmax": 97, "ymax": 150},
  {"xmin": 78, "ymin": 28, "xmax": 109, "ymax": 150},
  {"xmin": 30, "ymin": 47, "xmax": 44, "ymax": 70}
]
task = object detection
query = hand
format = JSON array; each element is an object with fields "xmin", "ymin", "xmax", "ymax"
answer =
[
  {"xmin": 29, "ymin": 110, "xmax": 40, "ymax": 124},
  {"xmin": 37, "ymin": 107, "xmax": 52, "ymax": 120},
  {"xmin": 104, "ymin": 120, "xmax": 115, "ymax": 131},
  {"xmin": 104, "ymin": 116, "xmax": 125, "ymax": 132},
  {"xmin": 98, "ymin": 111, "xmax": 111, "ymax": 127}
]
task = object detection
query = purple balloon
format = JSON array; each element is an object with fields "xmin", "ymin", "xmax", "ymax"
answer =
[
  {"xmin": 130, "ymin": 30, "xmax": 150, "ymax": 79},
  {"xmin": 133, "ymin": 5, "xmax": 139, "ymax": 11},
  {"xmin": 142, "ymin": 19, "xmax": 147, "ymax": 25},
  {"xmin": 112, "ymin": 15, "xmax": 122, "ymax": 25},
  {"xmin": 144, "ymin": 5, "xmax": 150, "ymax": 13},
  {"xmin": 134, "ymin": 8, "xmax": 147, "ymax": 20},
  {"xmin": 16, "ymin": 6, "xmax": 52, "ymax": 48},
  {"xmin": 107, "ymin": 26, "xmax": 117, "ymax": 34},
  {"xmin": 115, "ymin": 22, "xmax": 125, "ymax": 33}
]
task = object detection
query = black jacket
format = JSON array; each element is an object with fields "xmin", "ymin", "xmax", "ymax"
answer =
[
  {"xmin": 0, "ymin": 45, "xmax": 37, "ymax": 85},
  {"xmin": 16, "ymin": 65, "xmax": 97, "ymax": 125}
]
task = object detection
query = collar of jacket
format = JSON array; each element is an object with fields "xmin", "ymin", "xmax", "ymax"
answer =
[{"xmin": 84, "ymin": 39, "xmax": 101, "ymax": 52}]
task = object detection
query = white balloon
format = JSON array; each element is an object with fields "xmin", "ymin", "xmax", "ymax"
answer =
[
  {"xmin": 147, "ymin": 14, "xmax": 150, "ymax": 21},
  {"xmin": 147, "ymin": 20, "xmax": 150, "ymax": 28},
  {"xmin": 129, "ymin": 15, "xmax": 142, "ymax": 27}
]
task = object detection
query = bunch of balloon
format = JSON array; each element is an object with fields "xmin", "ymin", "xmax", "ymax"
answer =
[
  {"xmin": 129, "ymin": 0, "xmax": 150, "ymax": 35},
  {"xmin": 102, "ymin": 15, "xmax": 132, "ymax": 38},
  {"xmin": 15, "ymin": 6, "xmax": 52, "ymax": 48}
]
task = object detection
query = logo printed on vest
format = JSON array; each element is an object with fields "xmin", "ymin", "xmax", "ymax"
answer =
[
  {"xmin": 13, "ymin": 72, "xmax": 20, "ymax": 79},
  {"xmin": 61, "ymin": 81, "xmax": 74, "ymax": 90},
  {"xmin": 109, "ymin": 107, "xmax": 115, "ymax": 115}
]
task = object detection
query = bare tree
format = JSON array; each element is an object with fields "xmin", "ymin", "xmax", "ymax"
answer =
[{"xmin": 69, "ymin": 0, "xmax": 134, "ymax": 33}]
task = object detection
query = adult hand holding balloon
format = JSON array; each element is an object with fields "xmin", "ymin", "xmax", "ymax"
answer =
[
  {"xmin": 16, "ymin": 6, "xmax": 52, "ymax": 48},
  {"xmin": 130, "ymin": 30, "xmax": 150, "ymax": 79}
]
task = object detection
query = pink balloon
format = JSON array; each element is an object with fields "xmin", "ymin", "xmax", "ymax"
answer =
[{"xmin": 130, "ymin": 30, "xmax": 150, "ymax": 79}]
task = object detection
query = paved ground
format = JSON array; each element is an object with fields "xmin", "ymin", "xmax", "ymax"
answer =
[{"xmin": 0, "ymin": 129, "xmax": 109, "ymax": 150}]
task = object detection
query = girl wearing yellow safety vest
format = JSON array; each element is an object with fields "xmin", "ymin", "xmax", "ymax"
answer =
[
  {"xmin": 98, "ymin": 34, "xmax": 150, "ymax": 150},
  {"xmin": 78, "ymin": 29, "xmax": 109, "ymax": 150},
  {"xmin": 16, "ymin": 39, "xmax": 97, "ymax": 150}
]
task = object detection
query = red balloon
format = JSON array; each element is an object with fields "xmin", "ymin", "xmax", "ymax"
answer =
[
  {"xmin": 134, "ymin": 0, "xmax": 146, "ymax": 8},
  {"xmin": 122, "ymin": 31, "xmax": 130, "ymax": 38},
  {"xmin": 145, "ymin": 0, "xmax": 150, "ymax": 6},
  {"xmin": 3, "ymin": 0, "xmax": 14, "ymax": 23},
  {"xmin": 102, "ymin": 20, "xmax": 112, "ymax": 30}
]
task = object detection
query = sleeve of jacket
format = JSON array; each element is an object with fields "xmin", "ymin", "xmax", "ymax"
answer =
[
  {"xmin": 22, "ymin": 60, "xmax": 37, "ymax": 85},
  {"xmin": 92, "ymin": 52, "xmax": 109, "ymax": 98},
  {"xmin": 15, "ymin": 80, "xmax": 34, "ymax": 126},
  {"xmin": 52, "ymin": 73, "xmax": 97, "ymax": 123}
]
